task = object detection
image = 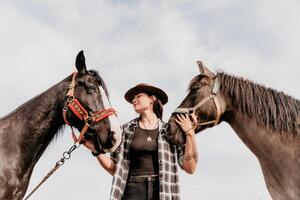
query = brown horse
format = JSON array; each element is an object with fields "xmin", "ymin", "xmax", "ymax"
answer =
[
  {"xmin": 0, "ymin": 51, "xmax": 121, "ymax": 200},
  {"xmin": 168, "ymin": 62, "xmax": 300, "ymax": 200}
]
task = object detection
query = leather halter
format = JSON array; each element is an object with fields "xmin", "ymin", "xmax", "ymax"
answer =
[
  {"xmin": 173, "ymin": 77, "xmax": 222, "ymax": 127},
  {"xmin": 63, "ymin": 72, "xmax": 116, "ymax": 143}
]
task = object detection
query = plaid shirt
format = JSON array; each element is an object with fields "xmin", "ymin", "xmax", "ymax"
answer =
[{"xmin": 109, "ymin": 118, "xmax": 185, "ymax": 200}]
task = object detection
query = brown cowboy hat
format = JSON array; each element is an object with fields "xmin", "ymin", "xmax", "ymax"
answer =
[{"xmin": 124, "ymin": 83, "xmax": 168, "ymax": 105}]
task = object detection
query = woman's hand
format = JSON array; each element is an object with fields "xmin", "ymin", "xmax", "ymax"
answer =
[
  {"xmin": 175, "ymin": 113, "xmax": 197, "ymax": 136},
  {"xmin": 82, "ymin": 139, "xmax": 116, "ymax": 175},
  {"xmin": 175, "ymin": 113, "xmax": 198, "ymax": 174}
]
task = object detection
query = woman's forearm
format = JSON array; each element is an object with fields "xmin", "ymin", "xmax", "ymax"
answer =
[
  {"xmin": 182, "ymin": 131, "xmax": 198, "ymax": 174},
  {"xmin": 95, "ymin": 154, "xmax": 116, "ymax": 176}
]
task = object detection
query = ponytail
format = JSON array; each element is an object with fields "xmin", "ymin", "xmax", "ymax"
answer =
[{"xmin": 153, "ymin": 98, "xmax": 163, "ymax": 119}]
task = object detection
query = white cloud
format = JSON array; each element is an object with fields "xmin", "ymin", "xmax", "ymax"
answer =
[{"xmin": 1, "ymin": 0, "xmax": 300, "ymax": 199}]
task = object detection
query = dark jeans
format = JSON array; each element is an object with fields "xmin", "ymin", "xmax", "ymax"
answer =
[{"xmin": 122, "ymin": 175, "xmax": 159, "ymax": 200}]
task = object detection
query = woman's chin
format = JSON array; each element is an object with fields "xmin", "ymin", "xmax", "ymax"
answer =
[{"xmin": 134, "ymin": 107, "xmax": 142, "ymax": 113}]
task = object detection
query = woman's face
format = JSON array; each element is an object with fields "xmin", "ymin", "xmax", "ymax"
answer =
[{"xmin": 132, "ymin": 92, "xmax": 154, "ymax": 113}]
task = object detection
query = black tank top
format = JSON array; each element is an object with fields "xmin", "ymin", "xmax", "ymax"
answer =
[{"xmin": 128, "ymin": 125, "xmax": 159, "ymax": 176}]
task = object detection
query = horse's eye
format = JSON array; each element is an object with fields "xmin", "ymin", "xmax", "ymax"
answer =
[
  {"xmin": 88, "ymin": 86, "xmax": 97, "ymax": 92},
  {"xmin": 78, "ymin": 80, "xmax": 84, "ymax": 86},
  {"xmin": 191, "ymin": 87, "xmax": 199, "ymax": 92}
]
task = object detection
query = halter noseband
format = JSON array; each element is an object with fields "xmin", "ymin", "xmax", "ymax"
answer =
[
  {"xmin": 173, "ymin": 77, "xmax": 222, "ymax": 127},
  {"xmin": 63, "ymin": 72, "xmax": 116, "ymax": 143}
]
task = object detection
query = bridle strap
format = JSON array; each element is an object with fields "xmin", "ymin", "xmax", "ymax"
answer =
[
  {"xmin": 174, "ymin": 77, "xmax": 222, "ymax": 127},
  {"xmin": 71, "ymin": 124, "xmax": 89, "ymax": 143},
  {"xmin": 195, "ymin": 94, "xmax": 221, "ymax": 126},
  {"xmin": 66, "ymin": 72, "xmax": 77, "ymax": 96},
  {"xmin": 63, "ymin": 108, "xmax": 71, "ymax": 126},
  {"xmin": 213, "ymin": 95, "xmax": 221, "ymax": 126},
  {"xmin": 193, "ymin": 94, "xmax": 215, "ymax": 112}
]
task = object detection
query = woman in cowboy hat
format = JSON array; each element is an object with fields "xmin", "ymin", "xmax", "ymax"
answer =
[{"xmin": 84, "ymin": 83, "xmax": 198, "ymax": 200}]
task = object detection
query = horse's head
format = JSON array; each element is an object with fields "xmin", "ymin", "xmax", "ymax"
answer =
[
  {"xmin": 63, "ymin": 51, "xmax": 121, "ymax": 153},
  {"xmin": 168, "ymin": 61, "xmax": 226, "ymax": 146}
]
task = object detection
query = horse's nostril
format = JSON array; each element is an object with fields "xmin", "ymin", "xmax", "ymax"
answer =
[
  {"xmin": 110, "ymin": 131, "xmax": 116, "ymax": 142},
  {"xmin": 102, "ymin": 131, "xmax": 114, "ymax": 149},
  {"xmin": 109, "ymin": 131, "xmax": 115, "ymax": 146}
]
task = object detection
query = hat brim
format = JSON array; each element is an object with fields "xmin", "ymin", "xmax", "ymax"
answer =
[{"xmin": 124, "ymin": 85, "xmax": 168, "ymax": 105}]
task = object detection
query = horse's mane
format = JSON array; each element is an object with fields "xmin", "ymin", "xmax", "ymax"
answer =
[{"xmin": 217, "ymin": 72, "xmax": 300, "ymax": 133}]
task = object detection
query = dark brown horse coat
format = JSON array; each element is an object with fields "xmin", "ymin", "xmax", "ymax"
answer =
[{"xmin": 0, "ymin": 51, "xmax": 121, "ymax": 200}]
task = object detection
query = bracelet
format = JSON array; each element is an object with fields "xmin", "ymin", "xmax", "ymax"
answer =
[{"xmin": 91, "ymin": 151, "xmax": 100, "ymax": 157}]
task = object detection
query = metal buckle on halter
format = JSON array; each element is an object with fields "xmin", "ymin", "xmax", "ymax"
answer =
[
  {"xmin": 85, "ymin": 117, "xmax": 94, "ymax": 126},
  {"xmin": 187, "ymin": 108, "xmax": 195, "ymax": 115},
  {"xmin": 178, "ymin": 107, "xmax": 195, "ymax": 115},
  {"xmin": 67, "ymin": 96, "xmax": 75, "ymax": 103},
  {"xmin": 209, "ymin": 94, "xmax": 216, "ymax": 98}
]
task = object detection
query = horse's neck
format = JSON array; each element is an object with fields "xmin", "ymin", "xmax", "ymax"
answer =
[
  {"xmin": 226, "ymin": 110, "xmax": 280, "ymax": 156},
  {"xmin": 227, "ymin": 109, "xmax": 299, "ymax": 199},
  {"xmin": 219, "ymin": 89, "xmax": 295, "ymax": 160},
  {"xmin": 2, "ymin": 78, "xmax": 70, "ymax": 174},
  {"xmin": 228, "ymin": 109, "xmax": 293, "ymax": 172}
]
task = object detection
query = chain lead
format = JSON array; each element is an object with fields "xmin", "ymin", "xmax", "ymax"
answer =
[{"xmin": 23, "ymin": 143, "xmax": 80, "ymax": 200}]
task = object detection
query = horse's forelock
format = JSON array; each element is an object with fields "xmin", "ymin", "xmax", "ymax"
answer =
[
  {"xmin": 188, "ymin": 75, "xmax": 201, "ymax": 92},
  {"xmin": 88, "ymin": 70, "xmax": 109, "ymax": 98}
]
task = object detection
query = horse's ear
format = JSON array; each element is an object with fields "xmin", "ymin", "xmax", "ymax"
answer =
[
  {"xmin": 75, "ymin": 50, "xmax": 87, "ymax": 74},
  {"xmin": 197, "ymin": 61, "xmax": 215, "ymax": 77}
]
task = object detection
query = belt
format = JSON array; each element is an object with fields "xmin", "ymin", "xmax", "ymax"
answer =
[{"xmin": 128, "ymin": 175, "xmax": 159, "ymax": 183}]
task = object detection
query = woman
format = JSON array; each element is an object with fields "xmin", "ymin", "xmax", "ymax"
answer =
[{"xmin": 84, "ymin": 83, "xmax": 198, "ymax": 200}]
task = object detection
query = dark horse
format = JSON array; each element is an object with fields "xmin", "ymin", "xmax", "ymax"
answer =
[
  {"xmin": 0, "ymin": 51, "xmax": 121, "ymax": 200},
  {"xmin": 168, "ymin": 61, "xmax": 300, "ymax": 200}
]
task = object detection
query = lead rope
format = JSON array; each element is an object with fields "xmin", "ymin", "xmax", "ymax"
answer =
[{"xmin": 23, "ymin": 142, "xmax": 80, "ymax": 200}]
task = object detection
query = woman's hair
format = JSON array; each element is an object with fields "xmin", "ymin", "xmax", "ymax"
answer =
[{"xmin": 152, "ymin": 96, "xmax": 163, "ymax": 119}]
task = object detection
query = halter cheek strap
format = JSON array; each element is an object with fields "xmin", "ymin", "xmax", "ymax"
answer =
[{"xmin": 173, "ymin": 77, "xmax": 222, "ymax": 127}]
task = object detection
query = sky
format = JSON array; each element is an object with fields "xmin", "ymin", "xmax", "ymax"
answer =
[{"xmin": 1, "ymin": 0, "xmax": 300, "ymax": 199}]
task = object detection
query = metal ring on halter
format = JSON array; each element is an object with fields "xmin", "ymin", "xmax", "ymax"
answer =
[
  {"xmin": 74, "ymin": 142, "xmax": 80, "ymax": 148},
  {"xmin": 175, "ymin": 108, "xmax": 194, "ymax": 115},
  {"xmin": 188, "ymin": 109, "xmax": 195, "ymax": 115},
  {"xmin": 67, "ymin": 96, "xmax": 75, "ymax": 103},
  {"xmin": 85, "ymin": 117, "xmax": 94, "ymax": 126}
]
